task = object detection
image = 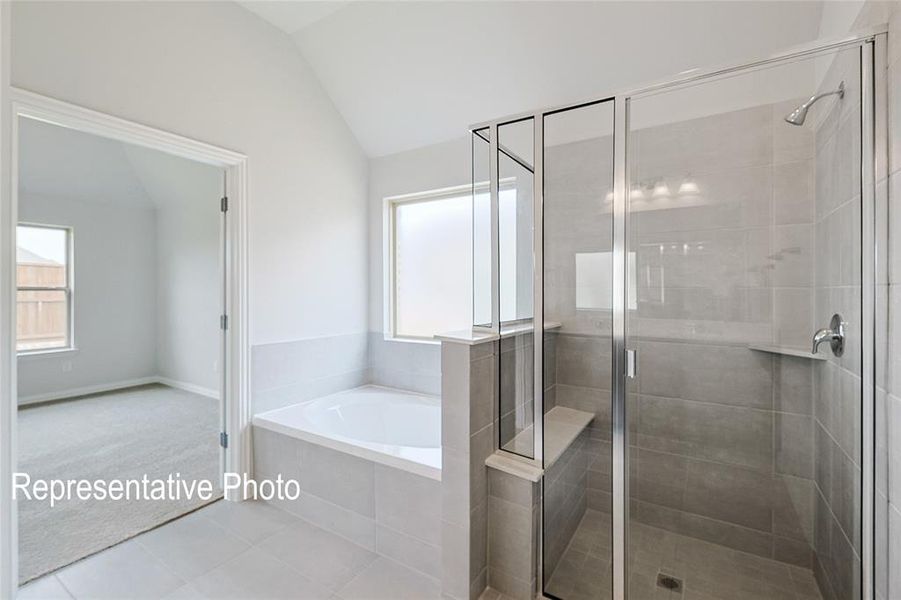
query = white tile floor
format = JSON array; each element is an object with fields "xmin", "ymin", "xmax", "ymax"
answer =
[{"xmin": 18, "ymin": 500, "xmax": 441, "ymax": 600}]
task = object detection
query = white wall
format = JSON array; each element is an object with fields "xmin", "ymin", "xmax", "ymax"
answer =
[
  {"xmin": 125, "ymin": 146, "xmax": 223, "ymax": 395},
  {"xmin": 11, "ymin": 0, "xmax": 369, "ymax": 346},
  {"xmin": 17, "ymin": 194, "xmax": 158, "ymax": 399}
]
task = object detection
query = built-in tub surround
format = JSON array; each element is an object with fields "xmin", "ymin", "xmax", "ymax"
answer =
[
  {"xmin": 252, "ymin": 386, "xmax": 442, "ymax": 583},
  {"xmin": 254, "ymin": 385, "xmax": 440, "ymax": 479},
  {"xmin": 251, "ymin": 332, "xmax": 369, "ymax": 414},
  {"xmin": 368, "ymin": 333, "xmax": 442, "ymax": 396},
  {"xmin": 251, "ymin": 331, "xmax": 442, "ymax": 415}
]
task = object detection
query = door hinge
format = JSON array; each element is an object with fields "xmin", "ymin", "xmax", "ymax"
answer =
[
  {"xmin": 625, "ymin": 349, "xmax": 638, "ymax": 379},
  {"xmin": 220, "ymin": 314, "xmax": 228, "ymax": 330},
  {"xmin": 221, "ymin": 196, "xmax": 228, "ymax": 212},
  {"xmin": 219, "ymin": 432, "xmax": 229, "ymax": 448}
]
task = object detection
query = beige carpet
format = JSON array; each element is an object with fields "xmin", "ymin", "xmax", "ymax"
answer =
[{"xmin": 17, "ymin": 383, "xmax": 220, "ymax": 583}]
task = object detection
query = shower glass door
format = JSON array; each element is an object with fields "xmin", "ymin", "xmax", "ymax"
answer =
[
  {"xmin": 541, "ymin": 100, "xmax": 616, "ymax": 599},
  {"xmin": 623, "ymin": 42, "xmax": 869, "ymax": 600}
]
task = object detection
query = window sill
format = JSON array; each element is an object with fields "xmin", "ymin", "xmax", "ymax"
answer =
[
  {"xmin": 382, "ymin": 334, "xmax": 441, "ymax": 346},
  {"xmin": 18, "ymin": 347, "xmax": 78, "ymax": 359}
]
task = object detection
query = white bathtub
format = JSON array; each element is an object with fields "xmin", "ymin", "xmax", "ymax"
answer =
[{"xmin": 252, "ymin": 385, "xmax": 441, "ymax": 480}]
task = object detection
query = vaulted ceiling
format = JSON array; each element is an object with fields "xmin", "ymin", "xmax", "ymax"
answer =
[
  {"xmin": 18, "ymin": 118, "xmax": 220, "ymax": 208},
  {"xmin": 239, "ymin": 1, "xmax": 834, "ymax": 157}
]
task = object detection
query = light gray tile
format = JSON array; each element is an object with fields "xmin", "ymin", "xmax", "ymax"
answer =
[
  {"xmin": 442, "ymin": 343, "xmax": 472, "ymax": 453},
  {"xmin": 637, "ymin": 395, "xmax": 773, "ymax": 471},
  {"xmin": 190, "ymin": 547, "xmax": 330, "ymax": 599},
  {"xmin": 488, "ymin": 469, "xmax": 535, "ymax": 508},
  {"xmin": 375, "ymin": 464, "xmax": 440, "ymax": 546},
  {"xmin": 776, "ymin": 413, "xmax": 814, "ymax": 478},
  {"xmin": 556, "ymin": 334, "xmax": 611, "ymax": 390},
  {"xmin": 772, "ymin": 224, "xmax": 813, "ymax": 287},
  {"xmin": 258, "ymin": 520, "xmax": 377, "ymax": 591},
  {"xmin": 252, "ymin": 369, "xmax": 370, "ymax": 415},
  {"xmin": 57, "ymin": 540, "xmax": 184, "ymax": 599},
  {"xmin": 470, "ymin": 356, "xmax": 495, "ymax": 433},
  {"xmin": 889, "ymin": 394, "xmax": 901, "ymax": 508},
  {"xmin": 773, "ymin": 355, "xmax": 814, "ymax": 415},
  {"xmin": 290, "ymin": 492, "xmax": 376, "ymax": 551},
  {"xmin": 252, "ymin": 426, "xmax": 301, "ymax": 483},
  {"xmin": 375, "ymin": 524, "xmax": 441, "ymax": 580},
  {"xmin": 470, "ymin": 499, "xmax": 488, "ymax": 584},
  {"xmin": 772, "ymin": 475, "xmax": 814, "ymax": 543},
  {"xmin": 137, "ymin": 512, "xmax": 250, "ymax": 581},
  {"xmin": 199, "ymin": 499, "xmax": 297, "ymax": 545},
  {"xmin": 470, "ymin": 425, "xmax": 494, "ymax": 508},
  {"xmin": 337, "ymin": 557, "xmax": 441, "ymax": 600},
  {"xmin": 441, "ymin": 520, "xmax": 470, "ymax": 600},
  {"xmin": 677, "ymin": 510, "xmax": 772, "ymax": 559},
  {"xmin": 486, "ymin": 566, "xmax": 532, "ymax": 600},
  {"xmin": 773, "ymin": 160, "xmax": 814, "ymax": 225},
  {"xmin": 681, "ymin": 460, "xmax": 774, "ymax": 532},
  {"xmin": 774, "ymin": 288, "xmax": 814, "ymax": 349},
  {"xmin": 251, "ymin": 333, "xmax": 368, "ymax": 393},
  {"xmin": 161, "ymin": 584, "xmax": 205, "ymax": 599},
  {"xmin": 17, "ymin": 575, "xmax": 73, "ymax": 600},
  {"xmin": 487, "ymin": 496, "xmax": 532, "ymax": 577},
  {"xmin": 637, "ymin": 341, "xmax": 772, "ymax": 409},
  {"xmin": 889, "ymin": 504, "xmax": 901, "ymax": 600},
  {"xmin": 300, "ymin": 441, "xmax": 375, "ymax": 517},
  {"xmin": 442, "ymin": 444, "xmax": 470, "ymax": 528}
]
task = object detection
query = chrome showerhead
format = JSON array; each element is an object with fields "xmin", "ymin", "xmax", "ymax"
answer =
[{"xmin": 784, "ymin": 81, "xmax": 845, "ymax": 126}]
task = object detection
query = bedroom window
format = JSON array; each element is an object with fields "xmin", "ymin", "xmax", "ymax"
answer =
[{"xmin": 16, "ymin": 224, "xmax": 73, "ymax": 353}]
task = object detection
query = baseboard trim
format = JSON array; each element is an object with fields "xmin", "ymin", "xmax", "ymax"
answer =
[
  {"xmin": 156, "ymin": 377, "xmax": 218, "ymax": 399},
  {"xmin": 18, "ymin": 376, "xmax": 219, "ymax": 406},
  {"xmin": 18, "ymin": 376, "xmax": 160, "ymax": 406}
]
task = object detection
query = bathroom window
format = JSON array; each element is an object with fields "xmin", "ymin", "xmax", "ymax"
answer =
[
  {"xmin": 386, "ymin": 184, "xmax": 522, "ymax": 341},
  {"xmin": 16, "ymin": 224, "xmax": 73, "ymax": 353},
  {"xmin": 386, "ymin": 188, "xmax": 474, "ymax": 341}
]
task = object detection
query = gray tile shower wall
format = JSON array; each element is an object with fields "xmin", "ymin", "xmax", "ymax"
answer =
[
  {"xmin": 251, "ymin": 332, "xmax": 369, "ymax": 414},
  {"xmin": 368, "ymin": 333, "xmax": 442, "ymax": 396},
  {"xmin": 486, "ymin": 468, "xmax": 540, "ymax": 599},
  {"xmin": 543, "ymin": 101, "xmax": 823, "ymax": 571},
  {"xmin": 811, "ymin": 45, "xmax": 864, "ymax": 600},
  {"xmin": 543, "ymin": 429, "xmax": 589, "ymax": 578}
]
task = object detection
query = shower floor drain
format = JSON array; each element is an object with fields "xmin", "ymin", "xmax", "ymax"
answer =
[{"xmin": 656, "ymin": 573, "xmax": 683, "ymax": 593}]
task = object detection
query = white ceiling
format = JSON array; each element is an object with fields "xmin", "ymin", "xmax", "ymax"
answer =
[{"xmin": 242, "ymin": 1, "xmax": 830, "ymax": 157}]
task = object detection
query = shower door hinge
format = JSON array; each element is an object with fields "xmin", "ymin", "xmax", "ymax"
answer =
[
  {"xmin": 625, "ymin": 349, "xmax": 638, "ymax": 379},
  {"xmin": 219, "ymin": 432, "xmax": 229, "ymax": 448},
  {"xmin": 221, "ymin": 196, "xmax": 228, "ymax": 213},
  {"xmin": 220, "ymin": 314, "xmax": 228, "ymax": 330}
]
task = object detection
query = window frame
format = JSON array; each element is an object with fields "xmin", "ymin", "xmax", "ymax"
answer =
[
  {"xmin": 16, "ymin": 222, "xmax": 75, "ymax": 356},
  {"xmin": 384, "ymin": 180, "xmax": 520, "ymax": 343},
  {"xmin": 384, "ymin": 184, "xmax": 475, "ymax": 344}
]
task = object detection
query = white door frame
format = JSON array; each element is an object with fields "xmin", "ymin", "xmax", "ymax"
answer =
[{"xmin": 0, "ymin": 88, "xmax": 252, "ymax": 596}]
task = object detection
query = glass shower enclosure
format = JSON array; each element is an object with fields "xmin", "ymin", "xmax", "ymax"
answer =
[{"xmin": 472, "ymin": 29, "xmax": 886, "ymax": 600}]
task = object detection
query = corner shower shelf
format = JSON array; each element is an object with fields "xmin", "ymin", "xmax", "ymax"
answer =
[{"xmin": 748, "ymin": 344, "xmax": 827, "ymax": 361}]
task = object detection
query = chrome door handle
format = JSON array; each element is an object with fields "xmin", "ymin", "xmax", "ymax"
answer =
[
  {"xmin": 625, "ymin": 349, "xmax": 638, "ymax": 379},
  {"xmin": 812, "ymin": 313, "xmax": 845, "ymax": 356}
]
